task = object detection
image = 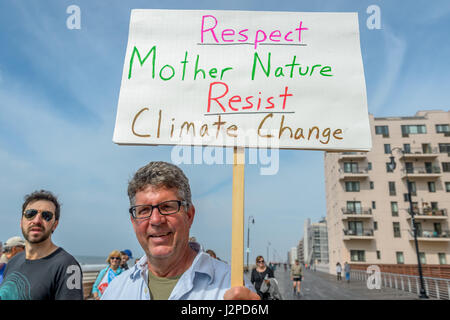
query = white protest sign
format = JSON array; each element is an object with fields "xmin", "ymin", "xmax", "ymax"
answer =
[{"xmin": 113, "ymin": 9, "xmax": 371, "ymax": 151}]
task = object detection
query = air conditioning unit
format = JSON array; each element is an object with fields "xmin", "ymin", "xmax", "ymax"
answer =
[
  {"xmin": 444, "ymin": 132, "xmax": 450, "ymax": 137},
  {"xmin": 402, "ymin": 133, "xmax": 409, "ymax": 137}
]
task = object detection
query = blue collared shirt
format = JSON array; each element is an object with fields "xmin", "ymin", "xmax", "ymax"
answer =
[{"xmin": 101, "ymin": 250, "xmax": 255, "ymax": 300}]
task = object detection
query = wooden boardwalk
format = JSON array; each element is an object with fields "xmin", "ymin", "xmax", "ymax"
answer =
[{"xmin": 273, "ymin": 267, "xmax": 421, "ymax": 300}]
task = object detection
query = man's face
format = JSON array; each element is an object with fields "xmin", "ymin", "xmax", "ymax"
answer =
[
  {"xmin": 131, "ymin": 186, "xmax": 195, "ymax": 262},
  {"xmin": 21, "ymin": 200, "xmax": 58, "ymax": 244},
  {"xmin": 121, "ymin": 254, "xmax": 129, "ymax": 265}
]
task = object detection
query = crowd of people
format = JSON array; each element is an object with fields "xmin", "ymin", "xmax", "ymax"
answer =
[{"xmin": 0, "ymin": 161, "xmax": 259, "ymax": 300}]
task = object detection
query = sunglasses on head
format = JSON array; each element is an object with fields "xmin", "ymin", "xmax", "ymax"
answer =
[{"xmin": 23, "ymin": 209, "xmax": 54, "ymax": 222}]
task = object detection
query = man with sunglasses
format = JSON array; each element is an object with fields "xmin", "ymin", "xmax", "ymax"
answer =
[
  {"xmin": 101, "ymin": 161, "xmax": 259, "ymax": 300},
  {"xmin": 0, "ymin": 190, "xmax": 83, "ymax": 300}
]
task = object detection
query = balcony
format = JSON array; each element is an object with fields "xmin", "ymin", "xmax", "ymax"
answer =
[
  {"xmin": 409, "ymin": 229, "xmax": 450, "ymax": 242},
  {"xmin": 341, "ymin": 207, "xmax": 373, "ymax": 220},
  {"xmin": 343, "ymin": 229, "xmax": 375, "ymax": 240},
  {"xmin": 401, "ymin": 167, "xmax": 442, "ymax": 180},
  {"xmin": 338, "ymin": 152, "xmax": 368, "ymax": 161},
  {"xmin": 407, "ymin": 208, "xmax": 448, "ymax": 221},
  {"xmin": 400, "ymin": 148, "xmax": 439, "ymax": 160},
  {"xmin": 339, "ymin": 168, "xmax": 370, "ymax": 180}
]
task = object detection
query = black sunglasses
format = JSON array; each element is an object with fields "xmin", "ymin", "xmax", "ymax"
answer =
[
  {"xmin": 257, "ymin": 260, "xmax": 265, "ymax": 263},
  {"xmin": 110, "ymin": 257, "xmax": 121, "ymax": 260},
  {"xmin": 23, "ymin": 209, "xmax": 54, "ymax": 222}
]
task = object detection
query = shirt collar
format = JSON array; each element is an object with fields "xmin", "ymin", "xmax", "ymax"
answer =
[{"xmin": 129, "ymin": 242, "xmax": 215, "ymax": 284}]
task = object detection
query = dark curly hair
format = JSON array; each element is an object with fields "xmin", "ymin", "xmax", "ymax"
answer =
[{"xmin": 22, "ymin": 190, "xmax": 61, "ymax": 221}]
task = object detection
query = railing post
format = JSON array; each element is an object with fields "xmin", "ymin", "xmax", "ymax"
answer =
[
  {"xmin": 416, "ymin": 278, "xmax": 419, "ymax": 293},
  {"xmin": 435, "ymin": 280, "xmax": 439, "ymax": 300},
  {"xmin": 447, "ymin": 280, "xmax": 450, "ymax": 300},
  {"xmin": 408, "ymin": 277, "xmax": 411, "ymax": 292},
  {"xmin": 401, "ymin": 277, "xmax": 404, "ymax": 291}
]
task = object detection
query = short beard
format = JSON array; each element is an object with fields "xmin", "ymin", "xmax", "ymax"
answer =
[{"xmin": 22, "ymin": 225, "xmax": 53, "ymax": 244}]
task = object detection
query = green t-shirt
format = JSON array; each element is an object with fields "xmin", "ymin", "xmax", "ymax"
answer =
[{"xmin": 147, "ymin": 271, "xmax": 182, "ymax": 300}]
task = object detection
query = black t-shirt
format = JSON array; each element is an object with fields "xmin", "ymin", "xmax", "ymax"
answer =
[
  {"xmin": 251, "ymin": 267, "xmax": 274, "ymax": 298},
  {"xmin": 0, "ymin": 247, "xmax": 83, "ymax": 300}
]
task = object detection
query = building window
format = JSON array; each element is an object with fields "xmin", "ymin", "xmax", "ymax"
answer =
[
  {"xmin": 439, "ymin": 143, "xmax": 450, "ymax": 153},
  {"xmin": 346, "ymin": 201, "xmax": 362, "ymax": 214},
  {"xmin": 373, "ymin": 221, "xmax": 378, "ymax": 230},
  {"xmin": 405, "ymin": 162, "xmax": 414, "ymax": 174},
  {"xmin": 436, "ymin": 124, "xmax": 450, "ymax": 133},
  {"xmin": 386, "ymin": 162, "xmax": 394, "ymax": 173},
  {"xmin": 384, "ymin": 144, "xmax": 391, "ymax": 154},
  {"xmin": 393, "ymin": 222, "xmax": 401, "ymax": 238},
  {"xmin": 377, "ymin": 251, "xmax": 381, "ymax": 260},
  {"xmin": 396, "ymin": 252, "xmax": 405, "ymax": 264},
  {"xmin": 446, "ymin": 182, "xmax": 450, "ymax": 192},
  {"xmin": 345, "ymin": 181, "xmax": 360, "ymax": 192},
  {"xmin": 442, "ymin": 162, "xmax": 450, "ymax": 172},
  {"xmin": 403, "ymin": 144, "xmax": 411, "ymax": 154},
  {"xmin": 344, "ymin": 162, "xmax": 358, "ymax": 173},
  {"xmin": 428, "ymin": 181, "xmax": 436, "ymax": 193},
  {"xmin": 391, "ymin": 202, "xmax": 399, "ymax": 216},
  {"xmin": 419, "ymin": 252, "xmax": 426, "ymax": 265},
  {"xmin": 375, "ymin": 125, "xmax": 389, "ymax": 137},
  {"xmin": 422, "ymin": 143, "xmax": 432, "ymax": 154},
  {"xmin": 401, "ymin": 124, "xmax": 426, "ymax": 136},
  {"xmin": 407, "ymin": 181, "xmax": 417, "ymax": 196},
  {"xmin": 372, "ymin": 201, "xmax": 376, "ymax": 209},
  {"xmin": 368, "ymin": 162, "xmax": 372, "ymax": 170},
  {"xmin": 389, "ymin": 182, "xmax": 396, "ymax": 196},
  {"xmin": 370, "ymin": 181, "xmax": 374, "ymax": 189},
  {"xmin": 438, "ymin": 253, "xmax": 447, "ymax": 265},
  {"xmin": 350, "ymin": 250, "xmax": 365, "ymax": 262}
]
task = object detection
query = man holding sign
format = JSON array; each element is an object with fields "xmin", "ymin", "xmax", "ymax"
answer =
[{"xmin": 102, "ymin": 161, "xmax": 258, "ymax": 300}]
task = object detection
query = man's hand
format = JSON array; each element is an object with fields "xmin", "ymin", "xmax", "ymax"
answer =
[{"xmin": 223, "ymin": 286, "xmax": 261, "ymax": 300}]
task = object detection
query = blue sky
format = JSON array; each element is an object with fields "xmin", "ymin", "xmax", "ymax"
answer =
[{"xmin": 0, "ymin": 0, "xmax": 449, "ymax": 264}]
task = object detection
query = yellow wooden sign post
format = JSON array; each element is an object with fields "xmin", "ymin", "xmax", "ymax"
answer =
[{"xmin": 231, "ymin": 146, "xmax": 245, "ymax": 286}]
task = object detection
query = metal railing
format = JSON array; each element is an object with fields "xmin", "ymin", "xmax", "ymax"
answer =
[
  {"xmin": 343, "ymin": 229, "xmax": 374, "ymax": 236},
  {"xmin": 414, "ymin": 229, "xmax": 450, "ymax": 238},
  {"xmin": 351, "ymin": 270, "xmax": 450, "ymax": 300},
  {"xmin": 402, "ymin": 167, "xmax": 441, "ymax": 174},
  {"xmin": 401, "ymin": 147, "xmax": 439, "ymax": 155},
  {"xmin": 341, "ymin": 207, "xmax": 372, "ymax": 215}
]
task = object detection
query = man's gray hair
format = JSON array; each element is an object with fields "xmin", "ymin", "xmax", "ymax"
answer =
[{"xmin": 127, "ymin": 161, "xmax": 192, "ymax": 207}]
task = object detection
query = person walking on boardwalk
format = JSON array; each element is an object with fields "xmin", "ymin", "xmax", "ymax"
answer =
[
  {"xmin": 92, "ymin": 250, "xmax": 124, "ymax": 299},
  {"xmin": 336, "ymin": 262, "xmax": 342, "ymax": 281},
  {"xmin": 0, "ymin": 190, "xmax": 83, "ymax": 300},
  {"xmin": 251, "ymin": 255, "xmax": 274, "ymax": 300},
  {"xmin": 101, "ymin": 161, "xmax": 258, "ymax": 300},
  {"xmin": 344, "ymin": 262, "xmax": 351, "ymax": 283},
  {"xmin": 291, "ymin": 259, "xmax": 303, "ymax": 296}
]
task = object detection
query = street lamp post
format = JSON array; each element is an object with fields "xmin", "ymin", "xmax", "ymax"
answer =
[
  {"xmin": 246, "ymin": 216, "xmax": 255, "ymax": 270},
  {"xmin": 389, "ymin": 147, "xmax": 428, "ymax": 299}
]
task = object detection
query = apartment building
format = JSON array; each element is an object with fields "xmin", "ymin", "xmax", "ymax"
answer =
[
  {"xmin": 288, "ymin": 247, "xmax": 298, "ymax": 265},
  {"xmin": 297, "ymin": 239, "xmax": 305, "ymax": 264},
  {"xmin": 325, "ymin": 110, "xmax": 450, "ymax": 273},
  {"xmin": 304, "ymin": 218, "xmax": 329, "ymax": 266}
]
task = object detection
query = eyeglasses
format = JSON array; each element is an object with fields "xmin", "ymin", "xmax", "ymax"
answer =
[
  {"xmin": 23, "ymin": 209, "xmax": 54, "ymax": 222},
  {"xmin": 257, "ymin": 260, "xmax": 265, "ymax": 263},
  {"xmin": 110, "ymin": 257, "xmax": 121, "ymax": 260},
  {"xmin": 129, "ymin": 200, "xmax": 187, "ymax": 220}
]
